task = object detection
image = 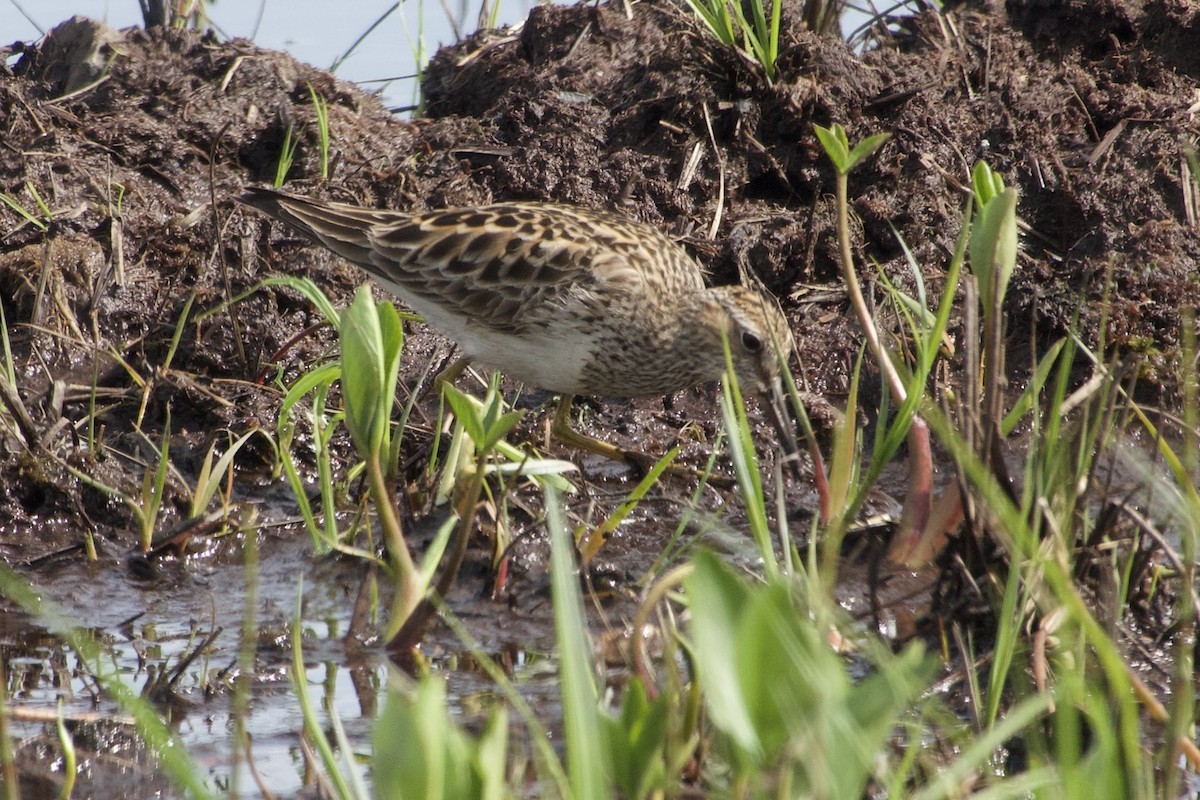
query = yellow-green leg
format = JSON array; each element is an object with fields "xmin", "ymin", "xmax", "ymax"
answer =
[
  {"xmin": 435, "ymin": 369, "xmax": 710, "ymax": 480},
  {"xmin": 552, "ymin": 395, "xmax": 711, "ymax": 480},
  {"xmin": 551, "ymin": 394, "xmax": 632, "ymax": 464}
]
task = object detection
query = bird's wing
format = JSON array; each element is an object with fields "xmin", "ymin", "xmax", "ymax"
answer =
[
  {"xmin": 242, "ymin": 189, "xmax": 698, "ymax": 334},
  {"xmin": 365, "ymin": 203, "xmax": 633, "ymax": 333}
]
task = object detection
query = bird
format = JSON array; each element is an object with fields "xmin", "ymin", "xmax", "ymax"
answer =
[{"xmin": 238, "ymin": 187, "xmax": 799, "ymax": 477}]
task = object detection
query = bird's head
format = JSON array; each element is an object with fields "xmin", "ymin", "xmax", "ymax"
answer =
[{"xmin": 704, "ymin": 285, "xmax": 801, "ymax": 478}]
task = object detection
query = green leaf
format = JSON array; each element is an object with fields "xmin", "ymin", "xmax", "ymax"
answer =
[
  {"xmin": 372, "ymin": 672, "xmax": 511, "ymax": 800},
  {"xmin": 847, "ymin": 132, "xmax": 891, "ymax": 169},
  {"xmin": 190, "ymin": 428, "xmax": 266, "ymax": 516},
  {"xmin": 377, "ymin": 298, "xmax": 404, "ymax": 442},
  {"xmin": 0, "ymin": 191, "xmax": 49, "ymax": 230},
  {"xmin": 971, "ymin": 160, "xmax": 1006, "ymax": 207},
  {"xmin": 969, "ymin": 184, "xmax": 1018, "ymax": 314},
  {"xmin": 1001, "ymin": 338, "xmax": 1066, "ymax": 435},
  {"xmin": 813, "ymin": 123, "xmax": 851, "ymax": 173},
  {"xmin": 473, "ymin": 708, "xmax": 509, "ymax": 800},
  {"xmin": 837, "ymin": 644, "xmax": 932, "ymax": 799},
  {"xmin": 374, "ymin": 678, "xmax": 452, "ymax": 799},
  {"xmin": 340, "ymin": 287, "xmax": 385, "ymax": 454},
  {"xmin": 732, "ymin": 578, "xmax": 825, "ymax": 759},
  {"xmin": 814, "ymin": 124, "xmax": 889, "ymax": 175},
  {"xmin": 442, "ymin": 383, "xmax": 485, "ymax": 445},
  {"xmin": 602, "ymin": 679, "xmax": 669, "ymax": 800},
  {"xmin": 547, "ymin": 485, "xmax": 611, "ymax": 799},
  {"xmin": 681, "ymin": 0, "xmax": 736, "ymax": 44},
  {"xmin": 687, "ymin": 551, "xmax": 933, "ymax": 797},
  {"xmin": 684, "ymin": 551, "xmax": 761, "ymax": 759},
  {"xmin": 442, "ymin": 380, "xmax": 524, "ymax": 455},
  {"xmin": 278, "ymin": 362, "xmax": 341, "ymax": 430},
  {"xmin": 339, "ymin": 286, "xmax": 403, "ymax": 458}
]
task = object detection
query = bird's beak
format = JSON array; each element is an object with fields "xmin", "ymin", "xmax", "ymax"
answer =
[{"xmin": 762, "ymin": 378, "xmax": 801, "ymax": 481}]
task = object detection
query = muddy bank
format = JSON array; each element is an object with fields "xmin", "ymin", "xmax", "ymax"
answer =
[{"xmin": 2, "ymin": 2, "xmax": 1197, "ymax": 553}]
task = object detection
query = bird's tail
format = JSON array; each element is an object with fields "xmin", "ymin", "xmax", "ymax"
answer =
[{"xmin": 238, "ymin": 187, "xmax": 398, "ymax": 266}]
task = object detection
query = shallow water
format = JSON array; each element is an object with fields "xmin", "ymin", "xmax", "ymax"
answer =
[{"xmin": 2, "ymin": 522, "xmax": 570, "ymax": 798}]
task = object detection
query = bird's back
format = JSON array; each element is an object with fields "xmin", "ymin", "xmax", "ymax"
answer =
[{"xmin": 239, "ymin": 188, "xmax": 707, "ymax": 337}]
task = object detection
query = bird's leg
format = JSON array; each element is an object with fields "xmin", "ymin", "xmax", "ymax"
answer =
[
  {"xmin": 434, "ymin": 381, "xmax": 724, "ymax": 483},
  {"xmin": 551, "ymin": 394, "xmax": 633, "ymax": 464},
  {"xmin": 551, "ymin": 395, "xmax": 725, "ymax": 482}
]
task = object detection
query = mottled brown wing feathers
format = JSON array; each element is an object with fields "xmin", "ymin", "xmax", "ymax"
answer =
[
  {"xmin": 238, "ymin": 188, "xmax": 685, "ymax": 333},
  {"xmin": 369, "ymin": 207, "xmax": 592, "ymax": 285}
]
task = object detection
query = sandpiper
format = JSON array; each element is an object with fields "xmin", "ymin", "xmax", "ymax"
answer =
[{"xmin": 239, "ymin": 187, "xmax": 799, "ymax": 476}]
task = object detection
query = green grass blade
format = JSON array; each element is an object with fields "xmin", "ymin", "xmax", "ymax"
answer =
[
  {"xmin": 291, "ymin": 581, "xmax": 354, "ymax": 799},
  {"xmin": 547, "ymin": 484, "xmax": 610, "ymax": 799}
]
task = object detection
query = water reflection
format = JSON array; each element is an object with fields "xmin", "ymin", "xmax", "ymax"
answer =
[{"xmin": 1, "ymin": 530, "xmax": 563, "ymax": 798}]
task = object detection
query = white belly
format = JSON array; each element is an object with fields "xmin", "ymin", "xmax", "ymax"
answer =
[{"xmin": 413, "ymin": 302, "xmax": 593, "ymax": 394}]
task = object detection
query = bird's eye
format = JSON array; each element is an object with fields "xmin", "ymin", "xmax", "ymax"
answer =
[{"xmin": 740, "ymin": 331, "xmax": 762, "ymax": 353}]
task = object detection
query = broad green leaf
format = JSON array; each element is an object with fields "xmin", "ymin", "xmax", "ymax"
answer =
[
  {"xmin": 340, "ymin": 286, "xmax": 403, "ymax": 457},
  {"xmin": 442, "ymin": 383, "xmax": 485, "ymax": 444},
  {"xmin": 685, "ymin": 551, "xmax": 760, "ymax": 759},
  {"xmin": 847, "ymin": 132, "xmax": 891, "ymax": 169},
  {"xmin": 814, "ymin": 124, "xmax": 889, "ymax": 175},
  {"xmin": 340, "ymin": 287, "xmax": 386, "ymax": 454},
  {"xmin": 813, "ymin": 123, "xmax": 851, "ymax": 173},
  {"xmin": 971, "ymin": 160, "xmax": 1006, "ymax": 207},
  {"xmin": 969, "ymin": 185, "xmax": 1018, "ymax": 314}
]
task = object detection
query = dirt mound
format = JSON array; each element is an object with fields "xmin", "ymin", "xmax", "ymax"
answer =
[
  {"xmin": 1, "ymin": 1, "xmax": 1197, "ymax": 549},
  {"xmin": 424, "ymin": 0, "xmax": 1200, "ymax": 387}
]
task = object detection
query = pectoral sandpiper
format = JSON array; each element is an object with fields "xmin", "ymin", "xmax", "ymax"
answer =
[{"xmin": 239, "ymin": 187, "xmax": 799, "ymax": 476}]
